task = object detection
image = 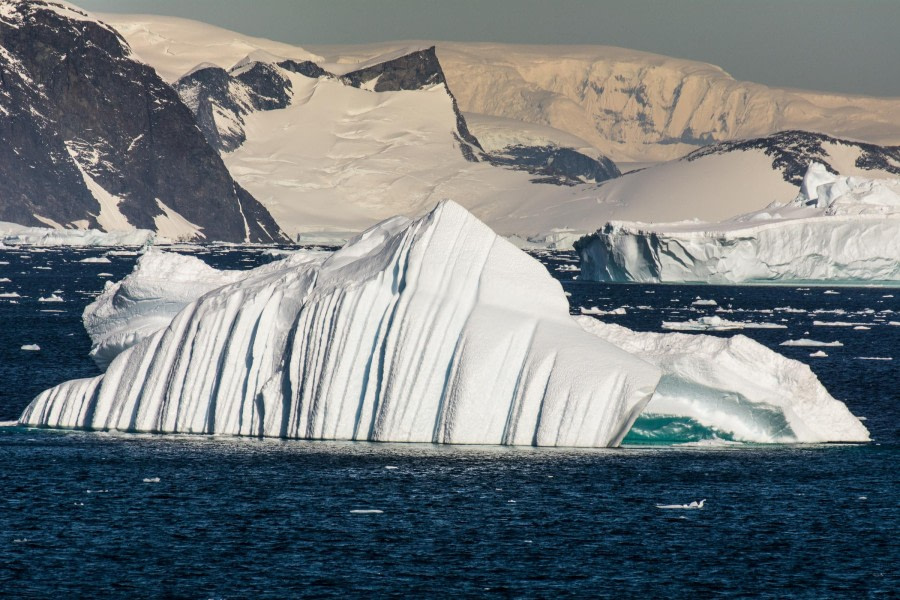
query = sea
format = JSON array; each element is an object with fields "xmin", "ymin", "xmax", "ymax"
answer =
[{"xmin": 1, "ymin": 246, "xmax": 897, "ymax": 598}]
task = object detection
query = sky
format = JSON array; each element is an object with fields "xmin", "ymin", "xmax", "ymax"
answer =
[{"xmin": 76, "ymin": 0, "xmax": 900, "ymax": 97}]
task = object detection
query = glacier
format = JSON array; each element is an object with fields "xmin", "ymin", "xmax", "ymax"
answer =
[
  {"xmin": 19, "ymin": 202, "xmax": 869, "ymax": 446},
  {"xmin": 576, "ymin": 165, "xmax": 900, "ymax": 284},
  {"xmin": 19, "ymin": 201, "xmax": 661, "ymax": 447},
  {"xmin": 0, "ymin": 221, "xmax": 155, "ymax": 247}
]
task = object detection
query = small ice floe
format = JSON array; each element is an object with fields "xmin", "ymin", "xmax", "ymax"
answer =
[
  {"xmin": 85, "ymin": 489, "xmax": 109, "ymax": 494},
  {"xmin": 656, "ymin": 499, "xmax": 705, "ymax": 510},
  {"xmin": 20, "ymin": 344, "xmax": 40, "ymax": 351},
  {"xmin": 33, "ymin": 266, "xmax": 52, "ymax": 271},
  {"xmin": 0, "ymin": 292, "xmax": 21, "ymax": 298},
  {"xmin": 349, "ymin": 509, "xmax": 384, "ymax": 514},
  {"xmin": 823, "ymin": 290, "xmax": 840, "ymax": 295},
  {"xmin": 142, "ymin": 477, "xmax": 160, "ymax": 483},
  {"xmin": 662, "ymin": 316, "xmax": 786, "ymax": 331},
  {"xmin": 890, "ymin": 322, "xmax": 900, "ymax": 327},
  {"xmin": 853, "ymin": 326, "xmax": 871, "ymax": 331},
  {"xmin": 79, "ymin": 257, "xmax": 111, "ymax": 264},
  {"xmin": 813, "ymin": 320, "xmax": 866, "ymax": 327},
  {"xmin": 580, "ymin": 306, "xmax": 626, "ymax": 316},
  {"xmin": 384, "ymin": 465, "xmax": 399, "ymax": 470},
  {"xmin": 507, "ymin": 500, "xmax": 517, "ymax": 504},
  {"xmin": 0, "ymin": 277, "xmax": 10, "ymax": 283},
  {"xmin": 856, "ymin": 357, "xmax": 892, "ymax": 361},
  {"xmin": 780, "ymin": 339, "xmax": 843, "ymax": 347},
  {"xmin": 0, "ymin": 421, "xmax": 19, "ymax": 427},
  {"xmin": 691, "ymin": 298, "xmax": 717, "ymax": 306},
  {"xmin": 12, "ymin": 538, "xmax": 30, "ymax": 544},
  {"xmin": 97, "ymin": 272, "xmax": 114, "ymax": 277},
  {"xmin": 38, "ymin": 294, "xmax": 64, "ymax": 303},
  {"xmin": 809, "ymin": 350, "xmax": 828, "ymax": 358},
  {"xmin": 556, "ymin": 264, "xmax": 580, "ymax": 272}
]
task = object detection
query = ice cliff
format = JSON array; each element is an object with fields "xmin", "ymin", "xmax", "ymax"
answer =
[
  {"xmin": 19, "ymin": 201, "xmax": 660, "ymax": 447},
  {"xmin": 576, "ymin": 165, "xmax": 900, "ymax": 284}
]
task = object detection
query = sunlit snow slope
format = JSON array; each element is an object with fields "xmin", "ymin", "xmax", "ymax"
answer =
[{"xmin": 311, "ymin": 42, "xmax": 900, "ymax": 163}]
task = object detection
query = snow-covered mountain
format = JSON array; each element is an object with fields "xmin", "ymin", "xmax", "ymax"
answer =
[
  {"xmin": 428, "ymin": 43, "xmax": 900, "ymax": 163},
  {"xmin": 105, "ymin": 16, "xmax": 622, "ymax": 241},
  {"xmin": 0, "ymin": 1, "xmax": 288, "ymax": 243},
  {"xmin": 587, "ymin": 130, "xmax": 900, "ymax": 224}
]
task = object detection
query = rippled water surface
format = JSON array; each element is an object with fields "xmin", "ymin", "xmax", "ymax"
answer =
[{"xmin": 0, "ymin": 247, "xmax": 897, "ymax": 598}]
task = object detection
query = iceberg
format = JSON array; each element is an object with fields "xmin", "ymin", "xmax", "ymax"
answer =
[
  {"xmin": 576, "ymin": 165, "xmax": 900, "ymax": 284},
  {"xmin": 19, "ymin": 201, "xmax": 660, "ymax": 447},
  {"xmin": 19, "ymin": 202, "xmax": 869, "ymax": 446},
  {"xmin": 577, "ymin": 319, "xmax": 869, "ymax": 443}
]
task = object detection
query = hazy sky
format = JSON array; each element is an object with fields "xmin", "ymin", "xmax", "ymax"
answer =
[{"xmin": 77, "ymin": 0, "xmax": 900, "ymax": 97}]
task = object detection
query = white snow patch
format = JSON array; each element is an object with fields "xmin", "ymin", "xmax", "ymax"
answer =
[{"xmin": 152, "ymin": 199, "xmax": 206, "ymax": 242}]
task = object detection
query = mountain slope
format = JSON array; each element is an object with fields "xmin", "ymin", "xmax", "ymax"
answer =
[
  {"xmin": 310, "ymin": 42, "xmax": 900, "ymax": 163},
  {"xmin": 589, "ymin": 131, "xmax": 900, "ymax": 224},
  {"xmin": 0, "ymin": 1, "xmax": 288, "ymax": 242}
]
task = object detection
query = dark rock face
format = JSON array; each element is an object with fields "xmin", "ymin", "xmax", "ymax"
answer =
[
  {"xmin": 686, "ymin": 130, "xmax": 900, "ymax": 184},
  {"xmin": 0, "ymin": 1, "xmax": 288, "ymax": 242},
  {"xmin": 175, "ymin": 61, "xmax": 295, "ymax": 153},
  {"xmin": 277, "ymin": 59, "xmax": 330, "ymax": 79},
  {"xmin": 485, "ymin": 145, "xmax": 620, "ymax": 186}
]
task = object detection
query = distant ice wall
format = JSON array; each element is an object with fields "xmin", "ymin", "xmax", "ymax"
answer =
[{"xmin": 576, "ymin": 166, "xmax": 900, "ymax": 284}]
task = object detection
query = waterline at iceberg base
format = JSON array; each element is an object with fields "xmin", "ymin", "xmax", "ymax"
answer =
[{"xmin": 19, "ymin": 202, "xmax": 869, "ymax": 446}]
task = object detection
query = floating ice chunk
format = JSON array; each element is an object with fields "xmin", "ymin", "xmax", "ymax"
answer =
[
  {"xmin": 349, "ymin": 509, "xmax": 384, "ymax": 514},
  {"xmin": 20, "ymin": 202, "xmax": 660, "ymax": 448},
  {"xmin": 656, "ymin": 499, "xmax": 705, "ymax": 509},
  {"xmin": 580, "ymin": 306, "xmax": 626, "ymax": 316},
  {"xmin": 691, "ymin": 298, "xmax": 717, "ymax": 306},
  {"xmin": 97, "ymin": 273, "xmax": 114, "ymax": 277},
  {"xmin": 823, "ymin": 290, "xmax": 840, "ymax": 295},
  {"xmin": 38, "ymin": 294, "xmax": 63, "ymax": 303},
  {"xmin": 20, "ymin": 344, "xmax": 40, "ymax": 351},
  {"xmin": 813, "ymin": 321, "xmax": 866, "ymax": 327},
  {"xmin": 856, "ymin": 357, "xmax": 892, "ymax": 361},
  {"xmin": 142, "ymin": 477, "xmax": 160, "ymax": 483},
  {"xmin": 384, "ymin": 466, "xmax": 399, "ymax": 470},
  {"xmin": 79, "ymin": 257, "xmax": 112, "ymax": 264},
  {"xmin": 853, "ymin": 326, "xmax": 871, "ymax": 331},
  {"xmin": 578, "ymin": 319, "xmax": 869, "ymax": 443},
  {"xmin": 809, "ymin": 351, "xmax": 828, "ymax": 358},
  {"xmin": 0, "ymin": 292, "xmax": 21, "ymax": 298},
  {"xmin": 0, "ymin": 278, "xmax": 10, "ymax": 283},
  {"xmin": 780, "ymin": 339, "xmax": 843, "ymax": 347},
  {"xmin": 661, "ymin": 315, "xmax": 787, "ymax": 331}
]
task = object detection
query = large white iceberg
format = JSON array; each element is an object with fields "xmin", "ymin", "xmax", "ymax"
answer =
[
  {"xmin": 577, "ymin": 319, "xmax": 869, "ymax": 443},
  {"xmin": 20, "ymin": 201, "xmax": 660, "ymax": 447},
  {"xmin": 19, "ymin": 202, "xmax": 869, "ymax": 446},
  {"xmin": 576, "ymin": 164, "xmax": 900, "ymax": 284}
]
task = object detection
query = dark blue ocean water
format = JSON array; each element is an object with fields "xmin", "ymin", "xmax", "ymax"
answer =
[{"xmin": 1, "ymin": 246, "xmax": 897, "ymax": 598}]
